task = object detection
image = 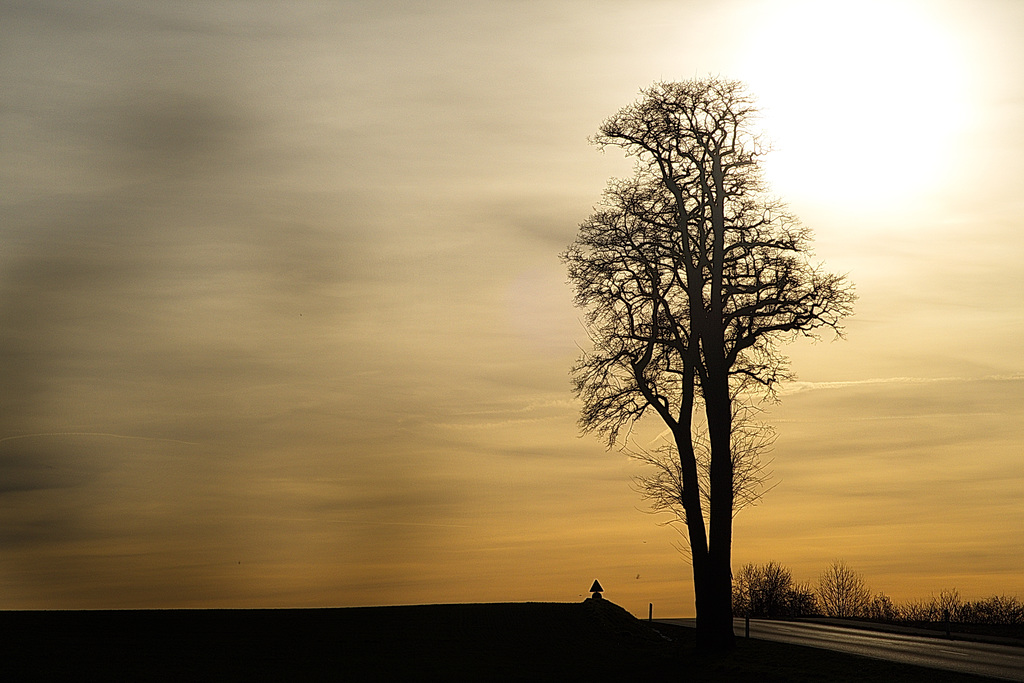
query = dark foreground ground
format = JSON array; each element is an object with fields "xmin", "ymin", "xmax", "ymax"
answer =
[{"xmin": 0, "ymin": 600, "xmax": 1000, "ymax": 682}]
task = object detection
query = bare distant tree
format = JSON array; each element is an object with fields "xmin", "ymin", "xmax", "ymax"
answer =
[
  {"xmin": 564, "ymin": 78, "xmax": 855, "ymax": 650},
  {"xmin": 787, "ymin": 581, "xmax": 818, "ymax": 617},
  {"xmin": 733, "ymin": 561, "xmax": 792, "ymax": 618},
  {"xmin": 732, "ymin": 562, "xmax": 760, "ymax": 616},
  {"xmin": 817, "ymin": 560, "xmax": 871, "ymax": 618},
  {"xmin": 938, "ymin": 588, "xmax": 962, "ymax": 621},
  {"xmin": 732, "ymin": 560, "xmax": 817, "ymax": 618},
  {"xmin": 867, "ymin": 592, "xmax": 899, "ymax": 622},
  {"xmin": 960, "ymin": 595, "xmax": 1024, "ymax": 625}
]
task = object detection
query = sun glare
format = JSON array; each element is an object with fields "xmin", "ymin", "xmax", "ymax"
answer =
[{"xmin": 740, "ymin": 0, "xmax": 973, "ymax": 214}]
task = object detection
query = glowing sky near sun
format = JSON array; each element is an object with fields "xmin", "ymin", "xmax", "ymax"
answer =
[{"xmin": 1, "ymin": 0, "xmax": 1022, "ymax": 618}]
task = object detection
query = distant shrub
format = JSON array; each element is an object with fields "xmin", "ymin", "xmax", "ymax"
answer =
[
  {"xmin": 867, "ymin": 593, "xmax": 898, "ymax": 622},
  {"xmin": 874, "ymin": 590, "xmax": 1023, "ymax": 626},
  {"xmin": 899, "ymin": 597, "xmax": 938, "ymax": 622},
  {"xmin": 733, "ymin": 561, "xmax": 790, "ymax": 618},
  {"xmin": 957, "ymin": 595, "xmax": 1024, "ymax": 625},
  {"xmin": 734, "ymin": 568, "xmax": 1023, "ymax": 627},
  {"xmin": 733, "ymin": 562, "xmax": 818, "ymax": 618},
  {"xmin": 786, "ymin": 581, "xmax": 818, "ymax": 618},
  {"xmin": 938, "ymin": 588, "xmax": 962, "ymax": 621}
]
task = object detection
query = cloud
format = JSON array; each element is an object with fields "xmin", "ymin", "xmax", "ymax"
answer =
[
  {"xmin": 2, "ymin": 0, "xmax": 1023, "ymax": 614},
  {"xmin": 781, "ymin": 372, "xmax": 1024, "ymax": 396}
]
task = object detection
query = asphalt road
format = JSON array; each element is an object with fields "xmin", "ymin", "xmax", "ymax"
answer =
[{"xmin": 656, "ymin": 618, "xmax": 1024, "ymax": 681}]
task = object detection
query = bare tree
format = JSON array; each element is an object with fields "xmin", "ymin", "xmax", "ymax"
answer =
[
  {"xmin": 732, "ymin": 561, "xmax": 818, "ymax": 618},
  {"xmin": 564, "ymin": 78, "xmax": 855, "ymax": 650},
  {"xmin": 733, "ymin": 561, "xmax": 792, "ymax": 618},
  {"xmin": 732, "ymin": 562, "xmax": 760, "ymax": 616},
  {"xmin": 867, "ymin": 592, "xmax": 899, "ymax": 622},
  {"xmin": 817, "ymin": 560, "xmax": 871, "ymax": 618},
  {"xmin": 787, "ymin": 581, "xmax": 818, "ymax": 618},
  {"xmin": 630, "ymin": 405, "xmax": 775, "ymax": 538}
]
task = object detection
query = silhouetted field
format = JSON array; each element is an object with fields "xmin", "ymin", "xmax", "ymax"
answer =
[{"xmin": 0, "ymin": 599, "xmax": 997, "ymax": 681}]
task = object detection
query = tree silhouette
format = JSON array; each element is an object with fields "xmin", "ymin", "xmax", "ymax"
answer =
[
  {"xmin": 732, "ymin": 561, "xmax": 817, "ymax": 619},
  {"xmin": 817, "ymin": 560, "xmax": 871, "ymax": 618},
  {"xmin": 563, "ymin": 78, "xmax": 855, "ymax": 650}
]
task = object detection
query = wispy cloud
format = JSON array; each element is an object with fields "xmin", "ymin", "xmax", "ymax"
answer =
[
  {"xmin": 0, "ymin": 433, "xmax": 198, "ymax": 446},
  {"xmin": 781, "ymin": 373, "xmax": 1024, "ymax": 395}
]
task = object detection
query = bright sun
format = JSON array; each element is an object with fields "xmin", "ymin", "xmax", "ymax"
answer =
[{"xmin": 739, "ymin": 0, "xmax": 973, "ymax": 214}]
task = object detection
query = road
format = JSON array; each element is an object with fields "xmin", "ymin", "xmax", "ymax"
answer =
[{"xmin": 656, "ymin": 618, "xmax": 1024, "ymax": 681}]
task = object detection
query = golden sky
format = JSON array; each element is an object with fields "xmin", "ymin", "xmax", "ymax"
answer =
[{"xmin": 1, "ymin": 0, "xmax": 1022, "ymax": 617}]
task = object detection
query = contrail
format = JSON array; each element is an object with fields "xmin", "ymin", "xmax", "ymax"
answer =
[{"xmin": 0, "ymin": 432, "xmax": 198, "ymax": 446}]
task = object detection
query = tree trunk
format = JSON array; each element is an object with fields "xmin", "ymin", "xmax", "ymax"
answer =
[
  {"xmin": 675, "ymin": 362, "xmax": 736, "ymax": 651},
  {"xmin": 699, "ymin": 559, "xmax": 736, "ymax": 651},
  {"xmin": 691, "ymin": 532, "xmax": 734, "ymax": 651},
  {"xmin": 702, "ymin": 355, "xmax": 736, "ymax": 649},
  {"xmin": 698, "ymin": 152, "xmax": 737, "ymax": 652},
  {"xmin": 671, "ymin": 373, "xmax": 721, "ymax": 649}
]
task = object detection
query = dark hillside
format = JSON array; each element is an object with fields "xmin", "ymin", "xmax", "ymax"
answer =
[
  {"xmin": 0, "ymin": 600, "xmax": 995, "ymax": 681},
  {"xmin": 0, "ymin": 599, "xmax": 673, "ymax": 681}
]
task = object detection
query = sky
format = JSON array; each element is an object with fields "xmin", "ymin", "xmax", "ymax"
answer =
[{"xmin": 1, "ymin": 0, "xmax": 1022, "ymax": 618}]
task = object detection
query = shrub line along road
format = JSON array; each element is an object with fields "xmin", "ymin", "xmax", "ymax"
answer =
[{"xmin": 656, "ymin": 618, "xmax": 1024, "ymax": 681}]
